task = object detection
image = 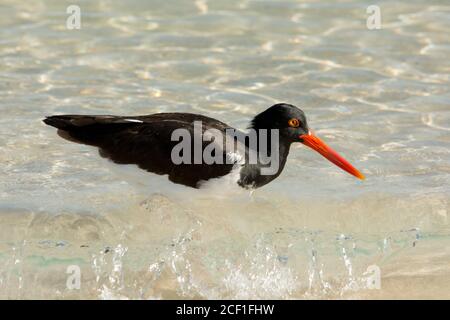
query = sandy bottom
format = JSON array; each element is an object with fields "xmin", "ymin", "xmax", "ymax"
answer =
[{"xmin": 1, "ymin": 192, "xmax": 449, "ymax": 300}]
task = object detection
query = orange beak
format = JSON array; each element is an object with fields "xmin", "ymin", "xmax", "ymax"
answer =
[{"xmin": 300, "ymin": 132, "xmax": 365, "ymax": 180}]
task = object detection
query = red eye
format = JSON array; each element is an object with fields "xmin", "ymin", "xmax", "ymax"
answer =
[{"xmin": 288, "ymin": 118, "xmax": 300, "ymax": 127}]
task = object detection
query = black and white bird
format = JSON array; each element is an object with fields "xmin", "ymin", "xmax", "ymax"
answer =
[{"xmin": 43, "ymin": 103, "xmax": 364, "ymax": 189}]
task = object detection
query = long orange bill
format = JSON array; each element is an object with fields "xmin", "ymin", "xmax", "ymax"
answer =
[{"xmin": 300, "ymin": 132, "xmax": 365, "ymax": 180}]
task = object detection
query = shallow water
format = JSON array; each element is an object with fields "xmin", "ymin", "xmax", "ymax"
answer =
[{"xmin": 1, "ymin": 0, "xmax": 449, "ymax": 299}]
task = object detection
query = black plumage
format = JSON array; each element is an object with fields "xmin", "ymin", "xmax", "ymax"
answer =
[{"xmin": 44, "ymin": 112, "xmax": 237, "ymax": 188}]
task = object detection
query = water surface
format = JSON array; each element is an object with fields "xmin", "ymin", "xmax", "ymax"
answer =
[{"xmin": 0, "ymin": 0, "xmax": 449, "ymax": 299}]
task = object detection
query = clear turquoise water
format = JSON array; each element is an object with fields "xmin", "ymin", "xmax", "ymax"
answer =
[{"xmin": 0, "ymin": 0, "xmax": 449, "ymax": 298}]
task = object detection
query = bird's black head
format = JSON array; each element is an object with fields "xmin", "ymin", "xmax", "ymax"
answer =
[
  {"xmin": 250, "ymin": 103, "xmax": 365, "ymax": 180},
  {"xmin": 250, "ymin": 103, "xmax": 309, "ymax": 143}
]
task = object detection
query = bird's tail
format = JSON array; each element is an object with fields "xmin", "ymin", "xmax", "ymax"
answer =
[
  {"xmin": 43, "ymin": 115, "xmax": 133, "ymax": 145},
  {"xmin": 43, "ymin": 115, "xmax": 114, "ymax": 129},
  {"xmin": 43, "ymin": 115, "xmax": 76, "ymax": 130}
]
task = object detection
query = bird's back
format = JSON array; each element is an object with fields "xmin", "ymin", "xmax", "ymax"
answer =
[{"xmin": 44, "ymin": 112, "xmax": 238, "ymax": 188}]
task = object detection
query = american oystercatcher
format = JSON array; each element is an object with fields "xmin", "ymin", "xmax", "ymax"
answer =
[{"xmin": 43, "ymin": 103, "xmax": 364, "ymax": 189}]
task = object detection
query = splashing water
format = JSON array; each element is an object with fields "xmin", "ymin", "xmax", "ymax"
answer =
[{"xmin": 1, "ymin": 0, "xmax": 450, "ymax": 299}]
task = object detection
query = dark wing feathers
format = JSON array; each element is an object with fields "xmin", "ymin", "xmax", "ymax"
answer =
[{"xmin": 43, "ymin": 113, "xmax": 235, "ymax": 188}]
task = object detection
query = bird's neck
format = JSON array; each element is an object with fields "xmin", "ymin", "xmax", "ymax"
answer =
[{"xmin": 238, "ymin": 131, "xmax": 292, "ymax": 189}]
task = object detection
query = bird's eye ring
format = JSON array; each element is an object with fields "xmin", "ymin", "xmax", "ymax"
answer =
[{"xmin": 288, "ymin": 118, "xmax": 300, "ymax": 127}]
